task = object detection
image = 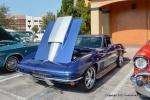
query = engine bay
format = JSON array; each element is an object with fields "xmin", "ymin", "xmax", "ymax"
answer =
[{"xmin": 72, "ymin": 48, "xmax": 92, "ymax": 60}]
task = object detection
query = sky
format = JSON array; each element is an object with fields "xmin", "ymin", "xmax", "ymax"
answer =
[{"xmin": 0, "ymin": 0, "xmax": 62, "ymax": 16}]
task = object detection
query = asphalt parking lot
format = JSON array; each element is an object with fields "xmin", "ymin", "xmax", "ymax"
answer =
[{"xmin": 0, "ymin": 46, "xmax": 149, "ymax": 100}]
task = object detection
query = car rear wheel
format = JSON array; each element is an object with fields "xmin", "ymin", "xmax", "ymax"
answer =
[
  {"xmin": 80, "ymin": 66, "xmax": 96, "ymax": 92},
  {"xmin": 117, "ymin": 52, "xmax": 124, "ymax": 67},
  {"xmin": 5, "ymin": 56, "xmax": 19, "ymax": 72}
]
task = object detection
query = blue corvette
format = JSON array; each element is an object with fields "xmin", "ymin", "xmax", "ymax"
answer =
[{"xmin": 18, "ymin": 17, "xmax": 125, "ymax": 91}]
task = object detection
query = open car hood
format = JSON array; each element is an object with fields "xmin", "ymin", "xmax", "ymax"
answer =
[
  {"xmin": 35, "ymin": 16, "xmax": 82, "ymax": 64},
  {"xmin": 0, "ymin": 27, "xmax": 16, "ymax": 41}
]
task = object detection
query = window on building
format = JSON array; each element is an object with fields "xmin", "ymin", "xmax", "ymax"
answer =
[
  {"xmin": 28, "ymin": 20, "xmax": 31, "ymax": 24},
  {"xmin": 34, "ymin": 20, "xmax": 38, "ymax": 22},
  {"xmin": 28, "ymin": 25, "xmax": 31, "ymax": 29},
  {"xmin": 39, "ymin": 20, "xmax": 42, "ymax": 22}
]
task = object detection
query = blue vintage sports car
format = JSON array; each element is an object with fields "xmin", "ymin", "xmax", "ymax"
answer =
[{"xmin": 18, "ymin": 16, "xmax": 125, "ymax": 91}]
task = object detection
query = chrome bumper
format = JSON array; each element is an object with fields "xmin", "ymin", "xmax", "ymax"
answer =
[
  {"xmin": 21, "ymin": 72, "xmax": 83, "ymax": 83},
  {"xmin": 135, "ymin": 84, "xmax": 150, "ymax": 97},
  {"xmin": 33, "ymin": 76, "xmax": 83, "ymax": 83},
  {"xmin": 131, "ymin": 72, "xmax": 150, "ymax": 97}
]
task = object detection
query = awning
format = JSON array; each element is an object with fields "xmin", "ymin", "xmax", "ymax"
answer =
[{"xmin": 91, "ymin": 0, "xmax": 128, "ymax": 8}]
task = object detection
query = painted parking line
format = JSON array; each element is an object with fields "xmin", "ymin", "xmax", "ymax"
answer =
[
  {"xmin": 104, "ymin": 69, "xmax": 133, "ymax": 100},
  {"xmin": 0, "ymin": 73, "xmax": 17, "ymax": 80},
  {"xmin": 0, "ymin": 73, "xmax": 25, "ymax": 100},
  {"xmin": 0, "ymin": 73, "xmax": 23, "ymax": 83},
  {"xmin": 0, "ymin": 89, "xmax": 26, "ymax": 100}
]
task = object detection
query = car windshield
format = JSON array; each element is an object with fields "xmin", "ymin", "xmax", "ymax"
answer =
[
  {"xmin": 10, "ymin": 32, "xmax": 33, "ymax": 37},
  {"xmin": 9, "ymin": 32, "xmax": 33, "ymax": 42},
  {"xmin": 75, "ymin": 36, "xmax": 102, "ymax": 48}
]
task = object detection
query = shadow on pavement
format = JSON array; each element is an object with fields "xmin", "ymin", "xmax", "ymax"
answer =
[
  {"xmin": 0, "ymin": 68, "xmax": 16, "ymax": 75},
  {"xmin": 138, "ymin": 94, "xmax": 150, "ymax": 100},
  {"xmin": 92, "ymin": 57, "xmax": 130, "ymax": 92}
]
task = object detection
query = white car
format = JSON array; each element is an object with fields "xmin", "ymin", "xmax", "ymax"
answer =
[{"xmin": 34, "ymin": 33, "xmax": 44, "ymax": 42}]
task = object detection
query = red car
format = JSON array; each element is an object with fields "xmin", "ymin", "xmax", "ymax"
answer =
[{"xmin": 131, "ymin": 42, "xmax": 150, "ymax": 97}]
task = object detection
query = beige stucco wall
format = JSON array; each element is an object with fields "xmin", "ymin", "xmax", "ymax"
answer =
[
  {"xmin": 91, "ymin": 8, "xmax": 101, "ymax": 35},
  {"xmin": 91, "ymin": 9, "xmax": 110, "ymax": 35},
  {"xmin": 90, "ymin": 0, "xmax": 127, "ymax": 35},
  {"xmin": 102, "ymin": 13, "xmax": 110, "ymax": 35},
  {"xmin": 90, "ymin": 0, "xmax": 126, "ymax": 35},
  {"xmin": 91, "ymin": 0, "xmax": 150, "ymax": 45}
]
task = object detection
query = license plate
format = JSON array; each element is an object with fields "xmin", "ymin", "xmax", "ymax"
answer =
[{"xmin": 32, "ymin": 72, "xmax": 48, "ymax": 78}]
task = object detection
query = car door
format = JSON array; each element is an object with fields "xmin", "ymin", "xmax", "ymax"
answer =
[
  {"xmin": 96, "ymin": 37, "xmax": 109, "ymax": 71},
  {"xmin": 103, "ymin": 37, "xmax": 118, "ymax": 67}
]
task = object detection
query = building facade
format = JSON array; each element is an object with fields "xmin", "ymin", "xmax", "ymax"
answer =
[
  {"xmin": 26, "ymin": 16, "xmax": 43, "ymax": 32},
  {"xmin": 90, "ymin": 0, "xmax": 150, "ymax": 45},
  {"xmin": 14, "ymin": 16, "xmax": 26, "ymax": 31},
  {"xmin": 14, "ymin": 15, "xmax": 43, "ymax": 32}
]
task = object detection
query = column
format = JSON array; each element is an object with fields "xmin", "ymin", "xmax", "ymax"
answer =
[{"xmin": 91, "ymin": 8, "xmax": 102, "ymax": 35}]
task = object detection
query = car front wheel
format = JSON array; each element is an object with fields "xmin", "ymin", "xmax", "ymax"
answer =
[
  {"xmin": 117, "ymin": 52, "xmax": 124, "ymax": 67},
  {"xmin": 80, "ymin": 66, "xmax": 96, "ymax": 91},
  {"xmin": 5, "ymin": 56, "xmax": 19, "ymax": 72}
]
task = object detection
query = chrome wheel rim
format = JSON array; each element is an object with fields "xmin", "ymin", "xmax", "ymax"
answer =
[
  {"xmin": 6, "ymin": 57, "xmax": 18, "ymax": 71},
  {"xmin": 85, "ymin": 67, "xmax": 96, "ymax": 89},
  {"xmin": 119, "ymin": 55, "xmax": 124, "ymax": 66}
]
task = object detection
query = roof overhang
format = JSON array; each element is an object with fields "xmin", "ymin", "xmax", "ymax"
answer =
[{"xmin": 91, "ymin": 0, "xmax": 128, "ymax": 9}]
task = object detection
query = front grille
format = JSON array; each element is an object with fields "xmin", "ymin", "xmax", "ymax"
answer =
[{"xmin": 32, "ymin": 72, "xmax": 48, "ymax": 78}]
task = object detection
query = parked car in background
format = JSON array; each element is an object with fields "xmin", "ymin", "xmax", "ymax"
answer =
[
  {"xmin": 5, "ymin": 29, "xmax": 15, "ymax": 32},
  {"xmin": 18, "ymin": 35, "xmax": 125, "ymax": 91},
  {"xmin": 0, "ymin": 27, "xmax": 38, "ymax": 72},
  {"xmin": 131, "ymin": 42, "xmax": 150, "ymax": 97},
  {"xmin": 9, "ymin": 31, "xmax": 38, "ymax": 43},
  {"xmin": 34, "ymin": 33, "xmax": 44, "ymax": 42}
]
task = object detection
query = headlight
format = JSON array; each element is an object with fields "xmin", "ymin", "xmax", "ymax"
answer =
[{"xmin": 134, "ymin": 57, "xmax": 148, "ymax": 69}]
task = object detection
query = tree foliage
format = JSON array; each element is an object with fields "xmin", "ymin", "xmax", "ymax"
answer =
[
  {"xmin": 32, "ymin": 25, "xmax": 38, "ymax": 33},
  {"xmin": 42, "ymin": 12, "xmax": 55, "ymax": 30},
  {"xmin": 0, "ymin": 5, "xmax": 15, "ymax": 29},
  {"xmin": 75, "ymin": 0, "xmax": 91, "ymax": 34},
  {"xmin": 57, "ymin": 0, "xmax": 74, "ymax": 17},
  {"xmin": 57, "ymin": 0, "xmax": 91, "ymax": 34}
]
